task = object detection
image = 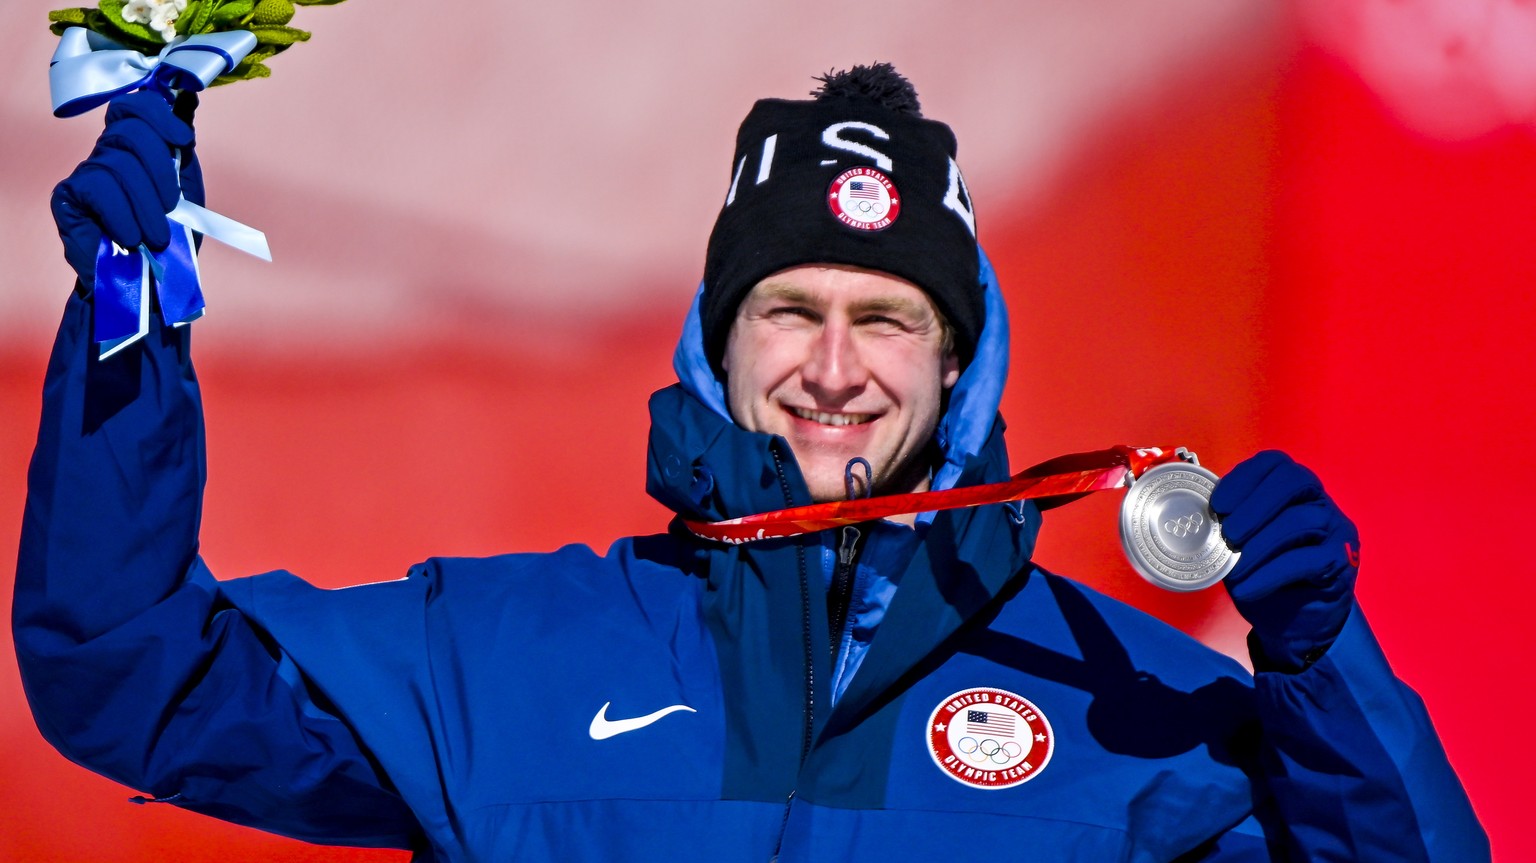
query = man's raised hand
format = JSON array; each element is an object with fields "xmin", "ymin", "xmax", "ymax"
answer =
[
  {"xmin": 1211, "ymin": 450, "xmax": 1361, "ymax": 672},
  {"xmin": 50, "ymin": 89, "xmax": 201, "ymax": 290}
]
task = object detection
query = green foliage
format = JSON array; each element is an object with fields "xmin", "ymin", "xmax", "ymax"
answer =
[
  {"xmin": 212, "ymin": 59, "xmax": 271, "ymax": 84},
  {"xmin": 176, "ymin": 0, "xmax": 215, "ymax": 36},
  {"xmin": 46, "ymin": 7, "xmax": 119, "ymax": 41},
  {"xmin": 210, "ymin": 0, "xmax": 255, "ymax": 26},
  {"xmin": 242, "ymin": 45, "xmax": 279, "ymax": 64},
  {"xmin": 96, "ymin": 0, "xmax": 167, "ymax": 47},
  {"xmin": 250, "ymin": 24, "xmax": 311, "ymax": 46},
  {"xmin": 249, "ymin": 0, "xmax": 295, "ymax": 25},
  {"xmin": 47, "ymin": 0, "xmax": 347, "ymax": 86},
  {"xmin": 47, "ymin": 7, "xmax": 91, "ymax": 26}
]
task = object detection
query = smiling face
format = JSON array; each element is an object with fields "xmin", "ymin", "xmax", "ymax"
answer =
[{"xmin": 722, "ymin": 264, "xmax": 961, "ymax": 503}]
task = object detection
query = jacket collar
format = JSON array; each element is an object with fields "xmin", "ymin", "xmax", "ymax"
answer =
[{"xmin": 645, "ymin": 382, "xmax": 813, "ymax": 523}]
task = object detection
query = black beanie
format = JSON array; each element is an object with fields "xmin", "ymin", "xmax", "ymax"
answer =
[{"xmin": 701, "ymin": 64, "xmax": 983, "ymax": 369}]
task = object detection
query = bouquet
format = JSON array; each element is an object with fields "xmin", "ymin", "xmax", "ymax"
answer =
[
  {"xmin": 47, "ymin": 0, "xmax": 347, "ymax": 85},
  {"xmin": 42, "ymin": 0, "xmax": 341, "ymax": 355}
]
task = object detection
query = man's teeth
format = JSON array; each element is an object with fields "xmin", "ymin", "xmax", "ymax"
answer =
[{"xmin": 790, "ymin": 407, "xmax": 873, "ymax": 426}]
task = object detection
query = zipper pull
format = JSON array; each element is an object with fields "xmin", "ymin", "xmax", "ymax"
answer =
[
  {"xmin": 838, "ymin": 525, "xmax": 860, "ymax": 566},
  {"xmin": 828, "ymin": 526, "xmax": 864, "ymax": 662}
]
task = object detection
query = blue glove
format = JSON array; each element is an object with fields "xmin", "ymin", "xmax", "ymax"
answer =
[
  {"xmin": 1210, "ymin": 450, "xmax": 1361, "ymax": 672},
  {"xmin": 50, "ymin": 89, "xmax": 202, "ymax": 291}
]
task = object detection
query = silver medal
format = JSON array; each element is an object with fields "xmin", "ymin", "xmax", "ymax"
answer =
[{"xmin": 1119, "ymin": 458, "xmax": 1238, "ymax": 592}]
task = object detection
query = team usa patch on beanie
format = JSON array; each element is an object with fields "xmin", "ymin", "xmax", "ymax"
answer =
[
  {"xmin": 827, "ymin": 166, "xmax": 900, "ymax": 231},
  {"xmin": 701, "ymin": 63, "xmax": 984, "ymax": 368}
]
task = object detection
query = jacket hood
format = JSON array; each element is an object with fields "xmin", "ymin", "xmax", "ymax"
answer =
[{"xmin": 648, "ymin": 247, "xmax": 1020, "ymax": 526}]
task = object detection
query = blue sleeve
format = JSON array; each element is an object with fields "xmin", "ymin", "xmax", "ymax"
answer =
[
  {"xmin": 1238, "ymin": 601, "xmax": 1489, "ymax": 861},
  {"xmin": 13, "ymin": 291, "xmax": 422, "ymax": 849}
]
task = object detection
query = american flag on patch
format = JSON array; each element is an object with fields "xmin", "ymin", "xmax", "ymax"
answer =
[
  {"xmin": 847, "ymin": 180, "xmax": 882, "ymax": 199},
  {"xmin": 966, "ymin": 710, "xmax": 1016, "ymax": 737}
]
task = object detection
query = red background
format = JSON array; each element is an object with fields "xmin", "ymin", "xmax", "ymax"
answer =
[{"xmin": 2, "ymin": 7, "xmax": 1531, "ymax": 860}]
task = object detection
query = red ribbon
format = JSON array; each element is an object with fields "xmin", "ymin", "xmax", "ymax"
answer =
[{"xmin": 684, "ymin": 445, "xmax": 1191, "ymax": 544}]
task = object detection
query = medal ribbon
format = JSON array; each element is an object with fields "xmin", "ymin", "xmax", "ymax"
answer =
[{"xmin": 684, "ymin": 445, "xmax": 1192, "ymax": 544}]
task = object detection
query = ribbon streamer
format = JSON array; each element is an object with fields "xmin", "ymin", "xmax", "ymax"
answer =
[
  {"xmin": 684, "ymin": 445, "xmax": 1192, "ymax": 544},
  {"xmin": 50, "ymin": 27, "xmax": 271, "ymax": 357}
]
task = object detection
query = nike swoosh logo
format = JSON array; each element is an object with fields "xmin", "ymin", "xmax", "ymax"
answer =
[{"xmin": 589, "ymin": 701, "xmax": 697, "ymax": 740}]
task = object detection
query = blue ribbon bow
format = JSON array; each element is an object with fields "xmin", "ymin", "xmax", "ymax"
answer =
[
  {"xmin": 50, "ymin": 27, "xmax": 257, "ymax": 117},
  {"xmin": 51, "ymin": 27, "xmax": 271, "ymax": 358}
]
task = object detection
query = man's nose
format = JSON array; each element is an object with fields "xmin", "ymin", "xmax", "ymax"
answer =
[{"xmin": 801, "ymin": 320, "xmax": 868, "ymax": 397}]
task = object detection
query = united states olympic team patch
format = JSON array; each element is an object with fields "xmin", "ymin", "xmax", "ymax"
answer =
[
  {"xmin": 827, "ymin": 167, "xmax": 900, "ymax": 230},
  {"xmin": 927, "ymin": 687, "xmax": 1054, "ymax": 789}
]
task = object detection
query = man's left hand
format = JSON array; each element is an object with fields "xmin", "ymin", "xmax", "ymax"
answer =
[{"xmin": 1210, "ymin": 450, "xmax": 1360, "ymax": 672}]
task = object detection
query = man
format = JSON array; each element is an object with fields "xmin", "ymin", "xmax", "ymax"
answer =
[{"xmin": 16, "ymin": 65, "xmax": 1487, "ymax": 861}]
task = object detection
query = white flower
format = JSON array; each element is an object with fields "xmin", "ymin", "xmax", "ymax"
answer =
[
  {"xmin": 121, "ymin": 0, "xmax": 156, "ymax": 25},
  {"xmin": 119, "ymin": 0, "xmax": 190, "ymax": 42},
  {"xmin": 148, "ymin": 0, "xmax": 188, "ymax": 42}
]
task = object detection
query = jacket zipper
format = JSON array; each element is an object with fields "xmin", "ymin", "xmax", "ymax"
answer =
[
  {"xmin": 768, "ymin": 445, "xmax": 812, "ymax": 862},
  {"xmin": 827, "ymin": 525, "xmax": 863, "ymax": 664}
]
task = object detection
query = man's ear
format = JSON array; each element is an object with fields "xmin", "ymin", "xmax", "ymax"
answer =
[{"xmin": 941, "ymin": 352, "xmax": 960, "ymax": 389}]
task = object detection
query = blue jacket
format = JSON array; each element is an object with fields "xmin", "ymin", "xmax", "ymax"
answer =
[{"xmin": 15, "ymin": 256, "xmax": 1487, "ymax": 861}]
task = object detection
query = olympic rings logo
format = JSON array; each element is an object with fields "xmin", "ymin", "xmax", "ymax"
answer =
[{"xmin": 956, "ymin": 736, "xmax": 1025, "ymax": 765}]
